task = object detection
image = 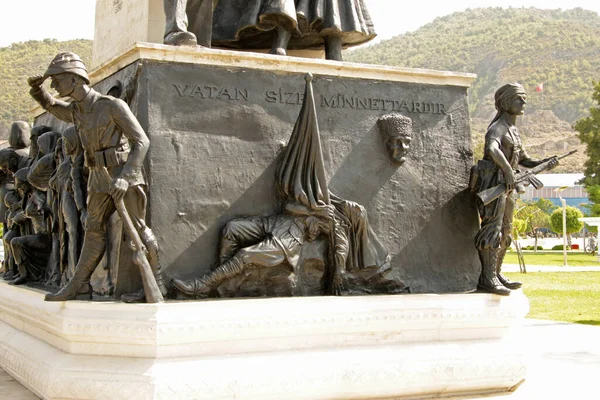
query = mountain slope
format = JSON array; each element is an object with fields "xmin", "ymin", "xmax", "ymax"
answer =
[
  {"xmin": 348, "ymin": 7, "xmax": 600, "ymax": 123},
  {"xmin": 0, "ymin": 39, "xmax": 92, "ymax": 138}
]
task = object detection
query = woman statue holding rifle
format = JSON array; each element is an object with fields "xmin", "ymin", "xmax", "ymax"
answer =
[{"xmin": 473, "ymin": 83, "xmax": 557, "ymax": 295}]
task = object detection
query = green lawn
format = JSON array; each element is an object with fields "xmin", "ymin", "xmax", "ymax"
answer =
[
  {"xmin": 505, "ymin": 272, "xmax": 600, "ymax": 325},
  {"xmin": 504, "ymin": 251, "xmax": 600, "ymax": 266}
]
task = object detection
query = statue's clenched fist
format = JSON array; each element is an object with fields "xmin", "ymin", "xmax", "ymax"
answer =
[{"xmin": 28, "ymin": 75, "xmax": 47, "ymax": 88}]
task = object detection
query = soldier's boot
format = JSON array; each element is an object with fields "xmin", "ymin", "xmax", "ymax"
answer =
[
  {"xmin": 122, "ymin": 228, "xmax": 168, "ymax": 303},
  {"xmin": 45, "ymin": 272, "xmax": 93, "ymax": 301},
  {"xmin": 496, "ymin": 251, "xmax": 522, "ymax": 290},
  {"xmin": 45, "ymin": 232, "xmax": 104, "ymax": 301},
  {"xmin": 2, "ymin": 257, "xmax": 17, "ymax": 280},
  {"xmin": 496, "ymin": 233, "xmax": 522, "ymax": 290},
  {"xmin": 477, "ymin": 249, "xmax": 510, "ymax": 296},
  {"xmin": 270, "ymin": 26, "xmax": 292, "ymax": 56},
  {"xmin": 172, "ymin": 257, "xmax": 244, "ymax": 297},
  {"xmin": 2, "ymin": 269, "xmax": 15, "ymax": 281},
  {"xmin": 164, "ymin": 31, "xmax": 197, "ymax": 47},
  {"xmin": 9, "ymin": 265, "xmax": 27, "ymax": 286}
]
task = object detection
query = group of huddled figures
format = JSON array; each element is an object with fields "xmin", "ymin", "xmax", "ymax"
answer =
[{"xmin": 0, "ymin": 122, "xmax": 85, "ymax": 287}]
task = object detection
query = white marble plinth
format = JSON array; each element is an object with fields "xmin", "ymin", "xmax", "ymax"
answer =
[{"xmin": 0, "ymin": 281, "xmax": 528, "ymax": 399}]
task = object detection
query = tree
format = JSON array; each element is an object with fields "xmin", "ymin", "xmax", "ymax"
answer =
[
  {"xmin": 515, "ymin": 199, "xmax": 554, "ymax": 251},
  {"xmin": 575, "ymin": 81, "xmax": 600, "ymax": 187},
  {"xmin": 512, "ymin": 217, "xmax": 528, "ymax": 239},
  {"xmin": 515, "ymin": 199, "xmax": 554, "ymax": 233},
  {"xmin": 533, "ymin": 198, "xmax": 558, "ymax": 215},
  {"xmin": 582, "ymin": 185, "xmax": 600, "ymax": 216},
  {"xmin": 550, "ymin": 206, "xmax": 584, "ymax": 244}
]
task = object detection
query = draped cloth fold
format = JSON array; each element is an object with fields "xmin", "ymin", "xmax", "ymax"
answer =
[
  {"xmin": 277, "ymin": 74, "xmax": 329, "ymax": 209},
  {"xmin": 212, "ymin": 0, "xmax": 376, "ymax": 49},
  {"xmin": 277, "ymin": 74, "xmax": 390, "ymax": 271}
]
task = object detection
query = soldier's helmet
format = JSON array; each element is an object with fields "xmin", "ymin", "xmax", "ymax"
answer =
[{"xmin": 44, "ymin": 52, "xmax": 90, "ymax": 84}]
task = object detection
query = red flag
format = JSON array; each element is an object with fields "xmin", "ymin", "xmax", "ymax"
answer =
[{"xmin": 535, "ymin": 83, "xmax": 544, "ymax": 92}]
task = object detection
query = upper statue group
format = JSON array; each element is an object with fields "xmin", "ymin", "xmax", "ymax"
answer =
[
  {"xmin": 0, "ymin": 0, "xmax": 566, "ymax": 303},
  {"xmin": 162, "ymin": 0, "xmax": 376, "ymax": 60}
]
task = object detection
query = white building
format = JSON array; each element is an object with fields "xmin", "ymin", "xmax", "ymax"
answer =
[{"xmin": 519, "ymin": 173, "xmax": 588, "ymax": 211}]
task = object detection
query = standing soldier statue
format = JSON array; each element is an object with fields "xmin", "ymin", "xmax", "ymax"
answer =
[
  {"xmin": 28, "ymin": 52, "xmax": 167, "ymax": 303},
  {"xmin": 472, "ymin": 83, "xmax": 559, "ymax": 295}
]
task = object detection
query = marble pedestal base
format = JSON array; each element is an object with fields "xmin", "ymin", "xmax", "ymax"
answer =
[{"xmin": 0, "ymin": 282, "xmax": 528, "ymax": 399}]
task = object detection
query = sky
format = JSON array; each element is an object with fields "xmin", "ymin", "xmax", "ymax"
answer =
[{"xmin": 1, "ymin": 0, "xmax": 600, "ymax": 48}]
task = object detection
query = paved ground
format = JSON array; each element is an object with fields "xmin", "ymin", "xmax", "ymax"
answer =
[
  {"xmin": 459, "ymin": 319, "xmax": 600, "ymax": 399},
  {"xmin": 0, "ymin": 368, "xmax": 38, "ymax": 399},
  {"xmin": 1, "ymin": 318, "xmax": 599, "ymax": 400}
]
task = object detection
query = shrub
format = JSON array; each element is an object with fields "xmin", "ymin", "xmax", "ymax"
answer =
[
  {"xmin": 552, "ymin": 245, "xmax": 571, "ymax": 250},
  {"xmin": 523, "ymin": 245, "xmax": 543, "ymax": 250}
]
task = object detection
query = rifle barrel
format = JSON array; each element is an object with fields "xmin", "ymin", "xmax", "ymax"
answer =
[{"xmin": 557, "ymin": 150, "xmax": 577, "ymax": 160}]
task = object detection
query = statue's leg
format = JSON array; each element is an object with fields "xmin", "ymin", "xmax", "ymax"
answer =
[
  {"xmin": 9, "ymin": 234, "xmax": 51, "ymax": 285},
  {"xmin": 475, "ymin": 195, "xmax": 510, "ymax": 296},
  {"xmin": 270, "ymin": 25, "xmax": 292, "ymax": 56},
  {"xmin": 2, "ymin": 229, "xmax": 18, "ymax": 280},
  {"xmin": 219, "ymin": 218, "xmax": 266, "ymax": 264},
  {"xmin": 45, "ymin": 193, "xmax": 114, "ymax": 301},
  {"xmin": 496, "ymin": 194, "xmax": 522, "ymax": 289},
  {"xmin": 9, "ymin": 236, "xmax": 28, "ymax": 284},
  {"xmin": 172, "ymin": 256, "xmax": 245, "ymax": 297},
  {"xmin": 173, "ymin": 238, "xmax": 286, "ymax": 296},
  {"xmin": 324, "ymin": 35, "xmax": 343, "ymax": 61},
  {"xmin": 163, "ymin": 0, "xmax": 198, "ymax": 46},
  {"xmin": 185, "ymin": 0, "xmax": 212, "ymax": 47},
  {"xmin": 62, "ymin": 192, "xmax": 80, "ymax": 282},
  {"xmin": 0, "ymin": 223, "xmax": 7, "ymax": 274}
]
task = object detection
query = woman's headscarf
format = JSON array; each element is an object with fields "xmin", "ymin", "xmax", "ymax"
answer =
[{"xmin": 488, "ymin": 83, "xmax": 527, "ymax": 129}]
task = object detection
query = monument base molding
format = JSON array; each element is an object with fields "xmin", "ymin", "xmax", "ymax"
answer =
[{"xmin": 0, "ymin": 282, "xmax": 528, "ymax": 399}]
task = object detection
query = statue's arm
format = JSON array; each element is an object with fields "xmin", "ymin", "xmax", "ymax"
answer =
[
  {"xmin": 110, "ymin": 98, "xmax": 149, "ymax": 186},
  {"xmin": 284, "ymin": 201, "xmax": 334, "ymax": 220},
  {"xmin": 71, "ymin": 153, "xmax": 87, "ymax": 212},
  {"xmin": 28, "ymin": 83, "xmax": 73, "ymax": 123},
  {"xmin": 284, "ymin": 201, "xmax": 312, "ymax": 216},
  {"xmin": 12, "ymin": 209, "xmax": 27, "ymax": 225},
  {"xmin": 519, "ymin": 149, "xmax": 544, "ymax": 168}
]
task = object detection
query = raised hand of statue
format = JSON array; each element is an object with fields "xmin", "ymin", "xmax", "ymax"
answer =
[
  {"xmin": 109, "ymin": 177, "xmax": 129, "ymax": 201},
  {"xmin": 28, "ymin": 75, "xmax": 47, "ymax": 88}
]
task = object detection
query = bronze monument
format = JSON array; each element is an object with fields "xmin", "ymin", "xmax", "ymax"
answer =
[
  {"xmin": 472, "ymin": 83, "xmax": 560, "ymax": 295},
  {"xmin": 28, "ymin": 52, "xmax": 166, "ymax": 303}
]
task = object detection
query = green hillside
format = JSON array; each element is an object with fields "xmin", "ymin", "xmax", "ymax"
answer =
[
  {"xmin": 348, "ymin": 7, "xmax": 600, "ymax": 124},
  {"xmin": 0, "ymin": 39, "xmax": 92, "ymax": 138}
]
